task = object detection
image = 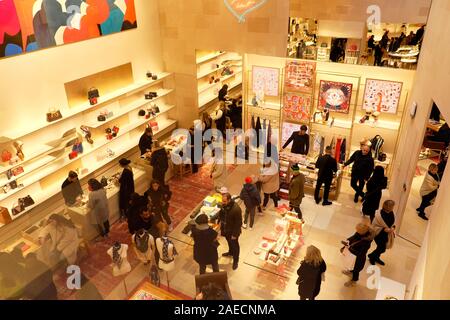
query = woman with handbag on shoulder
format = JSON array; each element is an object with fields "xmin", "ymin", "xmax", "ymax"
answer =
[
  {"xmin": 362, "ymin": 166, "xmax": 388, "ymax": 222},
  {"xmin": 296, "ymin": 245, "xmax": 326, "ymax": 300},
  {"xmin": 341, "ymin": 222, "xmax": 374, "ymax": 287},
  {"xmin": 368, "ymin": 200, "xmax": 396, "ymax": 266}
]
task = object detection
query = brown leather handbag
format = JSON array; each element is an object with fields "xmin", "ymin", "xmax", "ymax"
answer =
[
  {"xmin": 46, "ymin": 109, "xmax": 63, "ymax": 122},
  {"xmin": 0, "ymin": 207, "xmax": 12, "ymax": 224}
]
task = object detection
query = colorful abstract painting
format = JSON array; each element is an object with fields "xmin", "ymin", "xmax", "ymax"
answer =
[
  {"xmin": 252, "ymin": 66, "xmax": 279, "ymax": 97},
  {"xmin": 283, "ymin": 93, "xmax": 311, "ymax": 123},
  {"xmin": 363, "ymin": 79, "xmax": 403, "ymax": 114},
  {"xmin": 284, "ymin": 60, "xmax": 316, "ymax": 94},
  {"xmin": 0, "ymin": 0, "xmax": 137, "ymax": 58},
  {"xmin": 317, "ymin": 80, "xmax": 353, "ymax": 114}
]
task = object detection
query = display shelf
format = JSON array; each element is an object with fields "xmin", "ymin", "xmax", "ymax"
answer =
[
  {"xmin": 220, "ymin": 69, "xmax": 242, "ymax": 83},
  {"xmin": 311, "ymin": 119, "xmax": 353, "ymax": 130},
  {"xmin": 247, "ymin": 101, "xmax": 280, "ymax": 111},
  {"xmin": 0, "ymin": 106, "xmax": 175, "ymax": 202},
  {"xmin": 196, "ymin": 51, "xmax": 227, "ymax": 64},
  {"xmin": 0, "ymin": 144, "xmax": 54, "ymax": 175},
  {"xmin": 198, "ymin": 81, "xmax": 221, "ymax": 94},
  {"xmin": 2, "ymin": 73, "xmax": 172, "ymax": 140},
  {"xmin": 0, "ymin": 155, "xmax": 55, "ymax": 186},
  {"xmin": 353, "ymin": 119, "xmax": 400, "ymax": 131},
  {"xmin": 4, "ymin": 119, "xmax": 177, "ymax": 222},
  {"xmin": 84, "ymin": 89, "xmax": 174, "ymax": 128},
  {"xmin": 197, "ymin": 66, "xmax": 226, "ymax": 80}
]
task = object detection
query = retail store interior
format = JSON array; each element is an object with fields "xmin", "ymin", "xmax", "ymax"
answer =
[{"xmin": 0, "ymin": 0, "xmax": 449, "ymax": 300}]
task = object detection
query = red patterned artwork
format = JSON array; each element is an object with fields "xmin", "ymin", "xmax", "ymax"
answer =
[
  {"xmin": 283, "ymin": 94, "xmax": 311, "ymax": 123},
  {"xmin": 317, "ymin": 80, "xmax": 353, "ymax": 114},
  {"xmin": 284, "ymin": 60, "xmax": 316, "ymax": 93}
]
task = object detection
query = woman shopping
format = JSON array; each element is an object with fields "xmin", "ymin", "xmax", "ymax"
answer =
[
  {"xmin": 296, "ymin": 245, "xmax": 327, "ymax": 300},
  {"xmin": 362, "ymin": 166, "xmax": 388, "ymax": 222},
  {"xmin": 368, "ymin": 200, "xmax": 396, "ymax": 266},
  {"xmin": 87, "ymin": 178, "xmax": 110, "ymax": 240}
]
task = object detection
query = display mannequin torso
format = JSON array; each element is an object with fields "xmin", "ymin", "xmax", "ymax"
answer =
[
  {"xmin": 155, "ymin": 237, "xmax": 176, "ymax": 271},
  {"xmin": 107, "ymin": 244, "xmax": 131, "ymax": 277}
]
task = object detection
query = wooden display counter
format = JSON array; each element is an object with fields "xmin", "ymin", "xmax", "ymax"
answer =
[{"xmin": 129, "ymin": 281, "xmax": 183, "ymax": 300}]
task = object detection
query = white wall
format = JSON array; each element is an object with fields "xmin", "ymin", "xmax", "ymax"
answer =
[{"xmin": 0, "ymin": 0, "xmax": 164, "ymax": 135}]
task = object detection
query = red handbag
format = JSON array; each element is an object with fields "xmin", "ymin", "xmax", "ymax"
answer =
[
  {"xmin": 12, "ymin": 166, "xmax": 24, "ymax": 176},
  {"xmin": 69, "ymin": 151, "xmax": 78, "ymax": 160},
  {"xmin": 1, "ymin": 150, "xmax": 12, "ymax": 162}
]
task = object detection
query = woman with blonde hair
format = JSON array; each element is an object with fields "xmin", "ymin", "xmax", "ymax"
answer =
[
  {"xmin": 368, "ymin": 200, "xmax": 396, "ymax": 266},
  {"xmin": 296, "ymin": 245, "xmax": 326, "ymax": 300}
]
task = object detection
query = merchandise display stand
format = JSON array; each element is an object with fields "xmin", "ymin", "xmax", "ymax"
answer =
[{"xmin": 128, "ymin": 281, "xmax": 183, "ymax": 300}]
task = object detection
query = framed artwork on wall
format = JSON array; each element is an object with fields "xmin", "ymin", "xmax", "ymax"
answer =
[
  {"xmin": 281, "ymin": 122, "xmax": 301, "ymax": 146},
  {"xmin": 317, "ymin": 80, "xmax": 353, "ymax": 114},
  {"xmin": 283, "ymin": 93, "xmax": 311, "ymax": 123},
  {"xmin": 252, "ymin": 66, "xmax": 280, "ymax": 97},
  {"xmin": 284, "ymin": 60, "xmax": 316, "ymax": 94},
  {"xmin": 0, "ymin": 0, "xmax": 137, "ymax": 59},
  {"xmin": 363, "ymin": 79, "xmax": 403, "ymax": 114}
]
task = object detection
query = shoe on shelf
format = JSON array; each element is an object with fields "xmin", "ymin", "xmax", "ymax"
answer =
[
  {"xmin": 344, "ymin": 280, "xmax": 357, "ymax": 288},
  {"xmin": 341, "ymin": 270, "xmax": 352, "ymax": 277},
  {"xmin": 232, "ymin": 262, "xmax": 239, "ymax": 270},
  {"xmin": 322, "ymin": 201, "xmax": 333, "ymax": 206},
  {"xmin": 354, "ymin": 194, "xmax": 359, "ymax": 203},
  {"xmin": 242, "ymin": 223, "xmax": 247, "ymax": 229},
  {"xmin": 222, "ymin": 252, "xmax": 232, "ymax": 257},
  {"xmin": 418, "ymin": 213, "xmax": 429, "ymax": 221}
]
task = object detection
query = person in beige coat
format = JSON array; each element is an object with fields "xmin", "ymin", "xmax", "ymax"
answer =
[
  {"xmin": 417, "ymin": 163, "xmax": 440, "ymax": 220},
  {"xmin": 210, "ymin": 151, "xmax": 227, "ymax": 191},
  {"xmin": 257, "ymin": 162, "xmax": 280, "ymax": 210}
]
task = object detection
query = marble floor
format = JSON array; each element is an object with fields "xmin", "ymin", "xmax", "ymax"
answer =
[{"xmin": 106, "ymin": 163, "xmax": 424, "ymax": 300}]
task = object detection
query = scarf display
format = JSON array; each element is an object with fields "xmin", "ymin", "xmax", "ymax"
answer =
[
  {"xmin": 161, "ymin": 237, "xmax": 178, "ymax": 263},
  {"xmin": 112, "ymin": 244, "xmax": 123, "ymax": 269}
]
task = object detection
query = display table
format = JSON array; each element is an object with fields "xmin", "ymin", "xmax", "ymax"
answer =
[
  {"xmin": 279, "ymin": 151, "xmax": 343, "ymax": 201},
  {"xmin": 67, "ymin": 166, "xmax": 146, "ymax": 241},
  {"xmin": 129, "ymin": 281, "xmax": 183, "ymax": 300}
]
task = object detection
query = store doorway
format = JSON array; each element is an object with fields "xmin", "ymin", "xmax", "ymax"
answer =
[{"xmin": 398, "ymin": 102, "xmax": 449, "ymax": 245}]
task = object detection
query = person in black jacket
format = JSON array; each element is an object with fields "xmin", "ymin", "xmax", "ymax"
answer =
[
  {"xmin": 126, "ymin": 193, "xmax": 148, "ymax": 233},
  {"xmin": 314, "ymin": 146, "xmax": 338, "ymax": 206},
  {"xmin": 218, "ymin": 84, "xmax": 229, "ymax": 102},
  {"xmin": 282, "ymin": 125, "xmax": 310, "ymax": 155},
  {"xmin": 144, "ymin": 180, "xmax": 173, "ymax": 230},
  {"xmin": 150, "ymin": 141, "xmax": 169, "ymax": 185},
  {"xmin": 228, "ymin": 97, "xmax": 242, "ymax": 129},
  {"xmin": 239, "ymin": 177, "xmax": 261, "ymax": 230},
  {"xmin": 219, "ymin": 193, "xmax": 242, "ymax": 270},
  {"xmin": 362, "ymin": 166, "xmax": 388, "ymax": 222},
  {"xmin": 118, "ymin": 158, "xmax": 135, "ymax": 221},
  {"xmin": 297, "ymin": 245, "xmax": 326, "ymax": 300},
  {"xmin": 191, "ymin": 214, "xmax": 220, "ymax": 274},
  {"xmin": 138, "ymin": 127, "xmax": 153, "ymax": 156},
  {"xmin": 61, "ymin": 171, "xmax": 83, "ymax": 206},
  {"xmin": 128, "ymin": 205, "xmax": 154, "ymax": 235},
  {"xmin": 343, "ymin": 145, "xmax": 374, "ymax": 203},
  {"xmin": 342, "ymin": 223, "xmax": 374, "ymax": 287},
  {"xmin": 22, "ymin": 253, "xmax": 58, "ymax": 300}
]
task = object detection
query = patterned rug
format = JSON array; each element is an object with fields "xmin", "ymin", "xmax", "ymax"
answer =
[{"xmin": 53, "ymin": 163, "xmax": 236, "ymax": 300}]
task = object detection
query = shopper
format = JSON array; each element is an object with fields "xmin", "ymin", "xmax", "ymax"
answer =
[
  {"xmin": 145, "ymin": 180, "xmax": 173, "ymax": 230},
  {"xmin": 61, "ymin": 170, "xmax": 83, "ymax": 206},
  {"xmin": 38, "ymin": 214, "xmax": 79, "ymax": 266},
  {"xmin": 282, "ymin": 125, "xmax": 310, "ymax": 155},
  {"xmin": 219, "ymin": 193, "xmax": 242, "ymax": 270},
  {"xmin": 210, "ymin": 150, "xmax": 227, "ymax": 191},
  {"xmin": 118, "ymin": 158, "xmax": 135, "ymax": 221},
  {"xmin": 296, "ymin": 245, "xmax": 327, "ymax": 300},
  {"xmin": 211, "ymin": 102, "xmax": 227, "ymax": 137},
  {"xmin": 417, "ymin": 163, "xmax": 440, "ymax": 220},
  {"xmin": 343, "ymin": 145, "xmax": 374, "ymax": 203},
  {"xmin": 87, "ymin": 178, "xmax": 110, "ymax": 240},
  {"xmin": 150, "ymin": 140, "xmax": 169, "ymax": 185},
  {"xmin": 368, "ymin": 200, "xmax": 396, "ymax": 266},
  {"xmin": 202, "ymin": 112, "xmax": 213, "ymax": 150},
  {"xmin": 362, "ymin": 166, "xmax": 388, "ymax": 222},
  {"xmin": 126, "ymin": 193, "xmax": 148, "ymax": 233},
  {"xmin": 314, "ymin": 146, "xmax": 338, "ymax": 206},
  {"xmin": 128, "ymin": 205, "xmax": 155, "ymax": 235},
  {"xmin": 132, "ymin": 229, "xmax": 155, "ymax": 266},
  {"xmin": 257, "ymin": 162, "xmax": 280, "ymax": 210},
  {"xmin": 218, "ymin": 84, "xmax": 229, "ymax": 102},
  {"xmin": 289, "ymin": 164, "xmax": 306, "ymax": 223},
  {"xmin": 374, "ymin": 44, "xmax": 383, "ymax": 66},
  {"xmin": 341, "ymin": 223, "xmax": 374, "ymax": 287},
  {"xmin": 192, "ymin": 214, "xmax": 220, "ymax": 274},
  {"xmin": 139, "ymin": 127, "xmax": 153, "ymax": 156},
  {"xmin": 239, "ymin": 177, "xmax": 261, "ymax": 230},
  {"xmin": 76, "ymin": 273, "xmax": 103, "ymax": 300},
  {"xmin": 229, "ymin": 97, "xmax": 243, "ymax": 129},
  {"xmin": 367, "ymin": 35, "xmax": 375, "ymax": 50},
  {"xmin": 22, "ymin": 253, "xmax": 58, "ymax": 300}
]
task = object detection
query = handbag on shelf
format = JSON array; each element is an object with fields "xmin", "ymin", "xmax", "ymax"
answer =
[
  {"xmin": 2, "ymin": 150, "xmax": 12, "ymax": 162},
  {"xmin": 88, "ymin": 87, "xmax": 100, "ymax": 100},
  {"xmin": 21, "ymin": 195, "xmax": 35, "ymax": 207},
  {"xmin": 9, "ymin": 156, "xmax": 19, "ymax": 166},
  {"xmin": 148, "ymin": 121, "xmax": 159, "ymax": 132},
  {"xmin": 97, "ymin": 115, "xmax": 106, "ymax": 122},
  {"xmin": 146, "ymin": 71, "xmax": 153, "ymax": 79},
  {"xmin": 152, "ymin": 105, "xmax": 160, "ymax": 114},
  {"xmin": 9, "ymin": 180, "xmax": 18, "ymax": 189},
  {"xmin": 69, "ymin": 151, "xmax": 78, "ymax": 160},
  {"xmin": 138, "ymin": 109, "xmax": 146, "ymax": 116},
  {"xmin": 6, "ymin": 169, "xmax": 13, "ymax": 180},
  {"xmin": 72, "ymin": 142, "xmax": 83, "ymax": 154},
  {"xmin": 46, "ymin": 109, "xmax": 63, "ymax": 122},
  {"xmin": 12, "ymin": 166, "xmax": 24, "ymax": 176},
  {"xmin": 0, "ymin": 206, "xmax": 12, "ymax": 224},
  {"xmin": 152, "ymin": 74, "xmax": 158, "ymax": 80}
]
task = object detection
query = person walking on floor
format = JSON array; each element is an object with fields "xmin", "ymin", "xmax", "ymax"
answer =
[
  {"xmin": 240, "ymin": 177, "xmax": 261, "ymax": 230},
  {"xmin": 296, "ymin": 245, "xmax": 327, "ymax": 300},
  {"xmin": 192, "ymin": 214, "xmax": 220, "ymax": 274},
  {"xmin": 417, "ymin": 163, "xmax": 440, "ymax": 221},
  {"xmin": 343, "ymin": 145, "xmax": 374, "ymax": 203},
  {"xmin": 144, "ymin": 180, "xmax": 173, "ymax": 231},
  {"xmin": 150, "ymin": 140, "xmax": 169, "ymax": 185},
  {"xmin": 362, "ymin": 166, "xmax": 388, "ymax": 222},
  {"xmin": 289, "ymin": 164, "xmax": 306, "ymax": 223},
  {"xmin": 341, "ymin": 223, "xmax": 374, "ymax": 287},
  {"xmin": 314, "ymin": 146, "xmax": 338, "ymax": 206},
  {"xmin": 257, "ymin": 161, "xmax": 280, "ymax": 211},
  {"xmin": 282, "ymin": 125, "xmax": 310, "ymax": 155},
  {"xmin": 87, "ymin": 179, "xmax": 110, "ymax": 240},
  {"xmin": 368, "ymin": 200, "xmax": 396, "ymax": 266},
  {"xmin": 219, "ymin": 193, "xmax": 242, "ymax": 270},
  {"xmin": 118, "ymin": 158, "xmax": 135, "ymax": 222}
]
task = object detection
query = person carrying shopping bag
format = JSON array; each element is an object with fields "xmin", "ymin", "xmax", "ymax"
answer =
[{"xmin": 368, "ymin": 200, "xmax": 396, "ymax": 266}]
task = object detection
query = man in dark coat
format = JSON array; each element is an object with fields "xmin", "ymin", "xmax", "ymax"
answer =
[
  {"xmin": 314, "ymin": 146, "xmax": 338, "ymax": 206},
  {"xmin": 191, "ymin": 214, "xmax": 219, "ymax": 274},
  {"xmin": 139, "ymin": 127, "xmax": 153, "ymax": 156},
  {"xmin": 344, "ymin": 145, "xmax": 374, "ymax": 203},
  {"xmin": 282, "ymin": 125, "xmax": 310, "ymax": 155},
  {"xmin": 118, "ymin": 158, "xmax": 135, "ymax": 221},
  {"xmin": 150, "ymin": 141, "xmax": 169, "ymax": 185},
  {"xmin": 61, "ymin": 171, "xmax": 83, "ymax": 206},
  {"xmin": 144, "ymin": 180, "xmax": 173, "ymax": 230},
  {"xmin": 219, "ymin": 193, "xmax": 242, "ymax": 270},
  {"xmin": 239, "ymin": 177, "xmax": 261, "ymax": 230}
]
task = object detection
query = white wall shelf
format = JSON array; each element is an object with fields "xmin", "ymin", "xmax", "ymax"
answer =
[
  {"xmin": 196, "ymin": 51, "xmax": 227, "ymax": 64},
  {"xmin": 353, "ymin": 120, "xmax": 400, "ymax": 131},
  {"xmin": 197, "ymin": 66, "xmax": 226, "ymax": 80},
  {"xmin": 1, "ymin": 72, "xmax": 172, "ymax": 141},
  {"xmin": 0, "ymin": 144, "xmax": 55, "ymax": 176}
]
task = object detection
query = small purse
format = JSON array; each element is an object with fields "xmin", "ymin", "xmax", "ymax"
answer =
[
  {"xmin": 0, "ymin": 206, "xmax": 12, "ymax": 224},
  {"xmin": 1, "ymin": 150, "xmax": 12, "ymax": 162},
  {"xmin": 149, "ymin": 121, "xmax": 159, "ymax": 132},
  {"xmin": 152, "ymin": 105, "xmax": 160, "ymax": 113},
  {"xmin": 88, "ymin": 87, "xmax": 100, "ymax": 105},
  {"xmin": 146, "ymin": 71, "xmax": 153, "ymax": 79},
  {"xmin": 152, "ymin": 74, "xmax": 158, "ymax": 80},
  {"xmin": 12, "ymin": 166, "xmax": 24, "ymax": 176},
  {"xmin": 138, "ymin": 109, "xmax": 146, "ymax": 116},
  {"xmin": 46, "ymin": 109, "xmax": 63, "ymax": 122},
  {"xmin": 69, "ymin": 151, "xmax": 78, "ymax": 159},
  {"xmin": 97, "ymin": 115, "xmax": 106, "ymax": 122}
]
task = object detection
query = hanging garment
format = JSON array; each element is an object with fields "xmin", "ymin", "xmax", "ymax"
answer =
[
  {"xmin": 340, "ymin": 139, "xmax": 347, "ymax": 164},
  {"xmin": 335, "ymin": 138, "xmax": 343, "ymax": 163},
  {"xmin": 313, "ymin": 133, "xmax": 322, "ymax": 154},
  {"xmin": 251, "ymin": 115, "xmax": 255, "ymax": 129},
  {"xmin": 255, "ymin": 116, "xmax": 262, "ymax": 148},
  {"xmin": 267, "ymin": 121, "xmax": 272, "ymax": 144},
  {"xmin": 330, "ymin": 137, "xmax": 336, "ymax": 156},
  {"xmin": 320, "ymin": 136, "xmax": 325, "ymax": 156},
  {"xmin": 262, "ymin": 118, "xmax": 267, "ymax": 130}
]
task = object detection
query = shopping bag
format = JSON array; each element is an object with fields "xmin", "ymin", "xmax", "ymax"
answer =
[{"xmin": 341, "ymin": 246, "xmax": 356, "ymax": 271}]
